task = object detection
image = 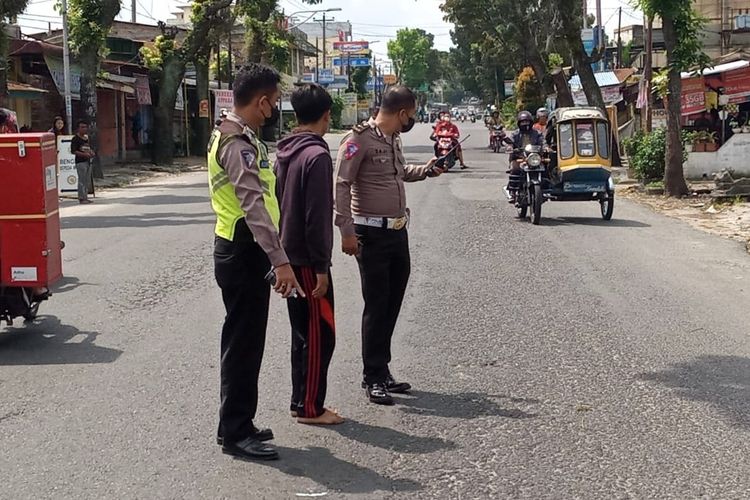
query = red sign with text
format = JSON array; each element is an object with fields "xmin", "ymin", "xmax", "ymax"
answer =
[
  {"xmin": 723, "ymin": 67, "xmax": 750, "ymax": 104},
  {"xmin": 681, "ymin": 77, "xmax": 705, "ymax": 116}
]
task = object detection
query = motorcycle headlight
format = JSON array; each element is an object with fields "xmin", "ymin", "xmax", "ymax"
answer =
[{"xmin": 527, "ymin": 153, "xmax": 542, "ymax": 167}]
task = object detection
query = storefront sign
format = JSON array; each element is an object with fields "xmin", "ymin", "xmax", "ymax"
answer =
[
  {"xmin": 212, "ymin": 89, "xmax": 234, "ymax": 121},
  {"xmin": 341, "ymin": 93, "xmax": 358, "ymax": 127},
  {"xmin": 318, "ymin": 69, "xmax": 335, "ymax": 84},
  {"xmin": 302, "ymin": 73, "xmax": 316, "ymax": 83},
  {"xmin": 57, "ymin": 135, "xmax": 78, "ymax": 194},
  {"xmin": 723, "ymin": 67, "xmax": 750, "ymax": 104},
  {"xmin": 333, "ymin": 57, "xmax": 371, "ymax": 68},
  {"xmin": 573, "ymin": 85, "xmax": 622, "ymax": 105},
  {"xmin": 383, "ymin": 74, "xmax": 398, "ymax": 85},
  {"xmin": 44, "ymin": 55, "xmax": 81, "ymax": 100},
  {"xmin": 133, "ymin": 74, "xmax": 152, "ymax": 105},
  {"xmin": 333, "ymin": 41, "xmax": 369, "ymax": 52},
  {"xmin": 681, "ymin": 77, "xmax": 705, "ymax": 116},
  {"xmin": 199, "ymin": 99, "xmax": 210, "ymax": 118}
]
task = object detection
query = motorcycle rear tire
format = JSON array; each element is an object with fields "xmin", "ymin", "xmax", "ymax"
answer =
[
  {"xmin": 532, "ymin": 184, "xmax": 543, "ymax": 225},
  {"xmin": 600, "ymin": 191, "xmax": 614, "ymax": 220}
]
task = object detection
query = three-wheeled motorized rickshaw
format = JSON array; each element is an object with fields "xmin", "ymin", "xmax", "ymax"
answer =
[
  {"xmin": 0, "ymin": 132, "xmax": 64, "ymax": 326},
  {"xmin": 506, "ymin": 106, "xmax": 615, "ymax": 225}
]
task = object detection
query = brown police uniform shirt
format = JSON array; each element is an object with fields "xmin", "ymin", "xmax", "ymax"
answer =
[
  {"xmin": 334, "ymin": 118, "xmax": 430, "ymax": 237},
  {"xmin": 218, "ymin": 112, "xmax": 288, "ymax": 267}
]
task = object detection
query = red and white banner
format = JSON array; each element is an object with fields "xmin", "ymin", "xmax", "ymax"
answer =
[
  {"xmin": 212, "ymin": 89, "xmax": 233, "ymax": 122},
  {"xmin": 680, "ymin": 77, "xmax": 705, "ymax": 116},
  {"xmin": 723, "ymin": 67, "xmax": 750, "ymax": 104},
  {"xmin": 333, "ymin": 41, "xmax": 369, "ymax": 52}
]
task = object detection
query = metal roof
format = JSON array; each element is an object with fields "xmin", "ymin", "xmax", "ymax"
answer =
[
  {"xmin": 681, "ymin": 60, "xmax": 749, "ymax": 78},
  {"xmin": 568, "ymin": 71, "xmax": 622, "ymax": 91}
]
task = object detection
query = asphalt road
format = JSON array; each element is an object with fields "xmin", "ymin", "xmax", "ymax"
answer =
[{"xmin": 2, "ymin": 121, "xmax": 750, "ymax": 499}]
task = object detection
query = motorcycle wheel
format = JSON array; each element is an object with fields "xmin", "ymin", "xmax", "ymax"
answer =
[
  {"xmin": 600, "ymin": 190, "xmax": 614, "ymax": 220},
  {"xmin": 531, "ymin": 184, "xmax": 543, "ymax": 225}
]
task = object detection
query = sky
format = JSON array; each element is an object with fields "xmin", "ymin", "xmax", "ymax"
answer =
[{"xmin": 20, "ymin": 0, "xmax": 643, "ymax": 62}]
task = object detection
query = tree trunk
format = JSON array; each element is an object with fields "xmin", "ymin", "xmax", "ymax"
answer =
[
  {"xmin": 552, "ymin": 68, "xmax": 574, "ymax": 107},
  {"xmin": 195, "ymin": 56, "xmax": 211, "ymax": 155},
  {"xmin": 570, "ymin": 41, "xmax": 605, "ymax": 109},
  {"xmin": 79, "ymin": 50, "xmax": 103, "ymax": 178},
  {"xmin": 662, "ymin": 16, "xmax": 689, "ymax": 197},
  {"xmin": 151, "ymin": 57, "xmax": 185, "ymax": 165}
]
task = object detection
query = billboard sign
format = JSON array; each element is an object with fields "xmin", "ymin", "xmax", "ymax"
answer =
[
  {"xmin": 333, "ymin": 57, "xmax": 371, "ymax": 68},
  {"xmin": 333, "ymin": 41, "xmax": 369, "ymax": 52},
  {"xmin": 318, "ymin": 68, "xmax": 335, "ymax": 84}
]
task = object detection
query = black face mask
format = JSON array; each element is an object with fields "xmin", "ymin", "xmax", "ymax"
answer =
[
  {"xmin": 401, "ymin": 115, "xmax": 416, "ymax": 134},
  {"xmin": 263, "ymin": 105, "xmax": 280, "ymax": 128},
  {"xmin": 519, "ymin": 122, "xmax": 532, "ymax": 133}
]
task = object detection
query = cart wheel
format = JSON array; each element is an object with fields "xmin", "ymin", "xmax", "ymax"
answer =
[
  {"xmin": 23, "ymin": 301, "xmax": 40, "ymax": 322},
  {"xmin": 531, "ymin": 184, "xmax": 543, "ymax": 225},
  {"xmin": 601, "ymin": 191, "xmax": 614, "ymax": 220}
]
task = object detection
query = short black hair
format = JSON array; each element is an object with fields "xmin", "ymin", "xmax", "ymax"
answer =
[
  {"xmin": 291, "ymin": 84, "xmax": 332, "ymax": 124},
  {"xmin": 381, "ymin": 86, "xmax": 417, "ymax": 113},
  {"xmin": 77, "ymin": 120, "xmax": 88, "ymax": 127},
  {"xmin": 233, "ymin": 64, "xmax": 281, "ymax": 107}
]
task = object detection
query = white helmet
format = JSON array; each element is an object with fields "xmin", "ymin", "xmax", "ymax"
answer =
[
  {"xmin": 490, "ymin": 105, "xmax": 498, "ymax": 112},
  {"xmin": 536, "ymin": 107, "xmax": 549, "ymax": 118}
]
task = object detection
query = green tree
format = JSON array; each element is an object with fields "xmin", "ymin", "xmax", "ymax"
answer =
[
  {"xmin": 387, "ymin": 28, "xmax": 438, "ymax": 89},
  {"xmin": 67, "ymin": 0, "xmax": 121, "ymax": 177},
  {"xmin": 211, "ymin": 50, "xmax": 232, "ymax": 83},
  {"xmin": 0, "ymin": 0, "xmax": 29, "ymax": 101},
  {"xmin": 515, "ymin": 66, "xmax": 545, "ymax": 112},
  {"xmin": 350, "ymin": 66, "xmax": 370, "ymax": 97},
  {"xmin": 635, "ymin": 0, "xmax": 710, "ymax": 196}
]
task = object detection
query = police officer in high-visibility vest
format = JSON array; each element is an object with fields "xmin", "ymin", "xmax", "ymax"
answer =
[{"xmin": 210, "ymin": 64, "xmax": 303, "ymax": 462}]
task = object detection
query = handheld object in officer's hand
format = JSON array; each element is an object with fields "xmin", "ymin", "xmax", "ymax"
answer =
[
  {"xmin": 264, "ymin": 268, "xmax": 298, "ymax": 299},
  {"xmin": 432, "ymin": 135, "xmax": 471, "ymax": 170}
]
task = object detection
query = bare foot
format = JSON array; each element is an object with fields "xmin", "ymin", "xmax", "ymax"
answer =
[{"xmin": 297, "ymin": 408, "xmax": 344, "ymax": 425}]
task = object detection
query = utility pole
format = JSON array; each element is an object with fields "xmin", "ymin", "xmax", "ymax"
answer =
[
  {"xmin": 643, "ymin": 15, "xmax": 653, "ymax": 132},
  {"xmin": 596, "ymin": 0, "xmax": 604, "ymax": 70},
  {"xmin": 582, "ymin": 0, "xmax": 587, "ymax": 28},
  {"xmin": 228, "ymin": 22, "xmax": 233, "ymax": 89},
  {"xmin": 617, "ymin": 7, "xmax": 623, "ymax": 68},
  {"xmin": 61, "ymin": 0, "xmax": 73, "ymax": 133},
  {"xmin": 315, "ymin": 37, "xmax": 319, "ymax": 82},
  {"xmin": 321, "ymin": 13, "xmax": 327, "ymax": 69},
  {"xmin": 131, "ymin": 0, "xmax": 136, "ymax": 23}
]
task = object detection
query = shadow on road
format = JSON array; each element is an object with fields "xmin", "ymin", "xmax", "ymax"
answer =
[
  {"xmin": 0, "ymin": 315, "xmax": 122, "ymax": 365},
  {"xmin": 325, "ymin": 418, "xmax": 456, "ymax": 454},
  {"xmin": 95, "ymin": 194, "xmax": 208, "ymax": 206},
  {"xmin": 51, "ymin": 276, "xmax": 96, "ymax": 294},
  {"xmin": 397, "ymin": 390, "xmax": 538, "ymax": 420},
  {"xmin": 639, "ymin": 355, "xmax": 750, "ymax": 428},
  {"xmin": 541, "ymin": 217, "xmax": 651, "ymax": 228},
  {"xmin": 61, "ymin": 212, "xmax": 214, "ymax": 229},
  {"xmin": 255, "ymin": 445, "xmax": 421, "ymax": 494}
]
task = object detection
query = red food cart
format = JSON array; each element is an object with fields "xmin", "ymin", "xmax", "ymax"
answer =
[{"xmin": 0, "ymin": 132, "xmax": 64, "ymax": 325}]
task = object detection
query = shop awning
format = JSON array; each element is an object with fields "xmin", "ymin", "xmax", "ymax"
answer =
[
  {"xmin": 682, "ymin": 60, "xmax": 750, "ymax": 78},
  {"xmin": 8, "ymin": 81, "xmax": 48, "ymax": 100}
]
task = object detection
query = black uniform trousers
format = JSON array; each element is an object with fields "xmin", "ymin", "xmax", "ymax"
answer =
[
  {"xmin": 354, "ymin": 224, "xmax": 411, "ymax": 385},
  {"xmin": 214, "ymin": 226, "xmax": 271, "ymax": 444},
  {"xmin": 287, "ymin": 266, "xmax": 336, "ymax": 418}
]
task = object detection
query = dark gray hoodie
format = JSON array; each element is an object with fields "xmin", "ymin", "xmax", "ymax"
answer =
[{"xmin": 274, "ymin": 132, "xmax": 333, "ymax": 274}]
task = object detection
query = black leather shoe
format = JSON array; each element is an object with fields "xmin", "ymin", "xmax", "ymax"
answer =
[
  {"xmin": 366, "ymin": 383, "xmax": 394, "ymax": 405},
  {"xmin": 385, "ymin": 375, "xmax": 412, "ymax": 394},
  {"xmin": 222, "ymin": 437, "xmax": 279, "ymax": 461},
  {"xmin": 217, "ymin": 426, "xmax": 274, "ymax": 446}
]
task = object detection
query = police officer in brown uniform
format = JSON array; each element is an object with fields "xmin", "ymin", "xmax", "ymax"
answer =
[{"xmin": 334, "ymin": 86, "xmax": 443, "ymax": 405}]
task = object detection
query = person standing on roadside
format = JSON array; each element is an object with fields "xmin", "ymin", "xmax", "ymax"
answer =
[
  {"xmin": 70, "ymin": 120, "xmax": 94, "ymax": 205},
  {"xmin": 275, "ymin": 83, "xmax": 343, "ymax": 426},
  {"xmin": 334, "ymin": 85, "xmax": 443, "ymax": 406},
  {"xmin": 209, "ymin": 63, "xmax": 304, "ymax": 462}
]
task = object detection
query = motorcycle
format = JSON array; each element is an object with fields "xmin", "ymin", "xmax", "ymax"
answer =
[
  {"xmin": 432, "ymin": 131, "xmax": 459, "ymax": 170},
  {"xmin": 504, "ymin": 144, "xmax": 547, "ymax": 225},
  {"xmin": 470, "ymin": 114, "xmax": 476, "ymax": 123},
  {"xmin": 489, "ymin": 125, "xmax": 506, "ymax": 153}
]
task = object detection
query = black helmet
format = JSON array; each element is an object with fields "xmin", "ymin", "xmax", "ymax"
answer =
[{"xmin": 517, "ymin": 111, "xmax": 533, "ymax": 132}]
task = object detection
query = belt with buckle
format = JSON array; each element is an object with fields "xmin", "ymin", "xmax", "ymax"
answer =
[{"xmin": 353, "ymin": 215, "xmax": 408, "ymax": 230}]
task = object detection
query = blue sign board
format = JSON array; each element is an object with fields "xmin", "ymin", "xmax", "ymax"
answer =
[
  {"xmin": 318, "ymin": 68, "xmax": 334, "ymax": 84},
  {"xmin": 366, "ymin": 76, "xmax": 384, "ymax": 91},
  {"xmin": 333, "ymin": 57, "xmax": 371, "ymax": 68}
]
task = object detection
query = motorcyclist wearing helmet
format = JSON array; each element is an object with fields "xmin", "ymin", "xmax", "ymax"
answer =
[
  {"xmin": 485, "ymin": 110, "xmax": 504, "ymax": 147},
  {"xmin": 533, "ymin": 108, "xmax": 549, "ymax": 133},
  {"xmin": 507, "ymin": 110, "xmax": 545, "ymax": 199},
  {"xmin": 432, "ymin": 111, "xmax": 468, "ymax": 169}
]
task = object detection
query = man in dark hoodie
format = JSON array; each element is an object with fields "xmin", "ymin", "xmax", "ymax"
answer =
[{"xmin": 275, "ymin": 83, "xmax": 343, "ymax": 425}]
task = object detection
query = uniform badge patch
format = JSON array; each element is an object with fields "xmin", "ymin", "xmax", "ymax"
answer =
[
  {"xmin": 344, "ymin": 141, "xmax": 360, "ymax": 160},
  {"xmin": 241, "ymin": 150, "xmax": 256, "ymax": 169}
]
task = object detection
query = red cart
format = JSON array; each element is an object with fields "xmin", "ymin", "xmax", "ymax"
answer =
[{"xmin": 0, "ymin": 132, "xmax": 64, "ymax": 325}]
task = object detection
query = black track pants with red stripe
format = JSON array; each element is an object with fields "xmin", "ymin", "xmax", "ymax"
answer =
[{"xmin": 287, "ymin": 266, "xmax": 336, "ymax": 419}]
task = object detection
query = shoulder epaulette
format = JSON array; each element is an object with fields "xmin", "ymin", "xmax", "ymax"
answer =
[{"xmin": 352, "ymin": 121, "xmax": 371, "ymax": 134}]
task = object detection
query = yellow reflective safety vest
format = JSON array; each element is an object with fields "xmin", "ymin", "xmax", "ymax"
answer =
[{"xmin": 207, "ymin": 125, "xmax": 281, "ymax": 241}]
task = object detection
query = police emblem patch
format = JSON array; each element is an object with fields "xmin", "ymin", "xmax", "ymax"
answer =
[
  {"xmin": 241, "ymin": 150, "xmax": 256, "ymax": 169},
  {"xmin": 344, "ymin": 141, "xmax": 360, "ymax": 160}
]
